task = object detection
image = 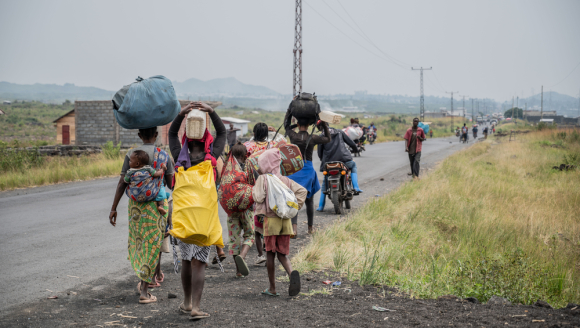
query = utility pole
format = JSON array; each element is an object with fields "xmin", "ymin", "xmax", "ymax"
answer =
[
  {"xmin": 511, "ymin": 96, "xmax": 514, "ymax": 121},
  {"xmin": 516, "ymin": 96, "xmax": 519, "ymax": 124},
  {"xmin": 411, "ymin": 67, "xmax": 432, "ymax": 121},
  {"xmin": 540, "ymin": 86, "xmax": 544, "ymax": 119},
  {"xmin": 292, "ymin": 0, "xmax": 303, "ymax": 97},
  {"xmin": 471, "ymin": 98, "xmax": 474, "ymax": 123},
  {"xmin": 446, "ymin": 91, "xmax": 458, "ymax": 129},
  {"xmin": 460, "ymin": 95, "xmax": 468, "ymax": 122}
]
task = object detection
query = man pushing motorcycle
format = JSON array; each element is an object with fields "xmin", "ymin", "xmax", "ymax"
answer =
[{"xmin": 316, "ymin": 126, "xmax": 363, "ymax": 212}]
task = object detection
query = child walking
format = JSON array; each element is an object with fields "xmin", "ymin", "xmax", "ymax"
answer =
[
  {"xmin": 218, "ymin": 142, "xmax": 256, "ymax": 277},
  {"xmin": 252, "ymin": 148, "xmax": 307, "ymax": 296}
]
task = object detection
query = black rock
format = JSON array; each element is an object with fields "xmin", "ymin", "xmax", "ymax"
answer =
[
  {"xmin": 534, "ymin": 300, "xmax": 552, "ymax": 309},
  {"xmin": 487, "ymin": 295, "xmax": 511, "ymax": 306},
  {"xmin": 465, "ymin": 297, "xmax": 480, "ymax": 304},
  {"xmin": 168, "ymin": 293, "xmax": 177, "ymax": 299},
  {"xmin": 566, "ymin": 303, "xmax": 578, "ymax": 309}
]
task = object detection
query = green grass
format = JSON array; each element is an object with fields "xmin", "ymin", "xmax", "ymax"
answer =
[
  {"xmin": 0, "ymin": 101, "xmax": 73, "ymax": 143},
  {"xmin": 293, "ymin": 129, "xmax": 580, "ymax": 308}
]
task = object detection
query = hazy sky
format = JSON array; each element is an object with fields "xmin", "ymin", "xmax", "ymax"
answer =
[{"xmin": 1, "ymin": 0, "xmax": 579, "ymax": 102}]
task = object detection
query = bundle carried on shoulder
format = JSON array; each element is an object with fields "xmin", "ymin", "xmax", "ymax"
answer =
[
  {"xmin": 343, "ymin": 126, "xmax": 363, "ymax": 140},
  {"xmin": 112, "ymin": 75, "xmax": 180, "ymax": 129},
  {"xmin": 125, "ymin": 148, "xmax": 168, "ymax": 202},
  {"xmin": 265, "ymin": 174, "xmax": 299, "ymax": 220},
  {"xmin": 218, "ymin": 154, "xmax": 254, "ymax": 215},
  {"xmin": 418, "ymin": 122, "xmax": 430, "ymax": 135},
  {"xmin": 247, "ymin": 144, "xmax": 303, "ymax": 176},
  {"xmin": 288, "ymin": 92, "xmax": 321, "ymax": 125}
]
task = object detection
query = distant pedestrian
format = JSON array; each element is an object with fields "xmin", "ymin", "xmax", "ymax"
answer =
[
  {"xmin": 404, "ymin": 118, "xmax": 426, "ymax": 180},
  {"xmin": 429, "ymin": 129, "xmax": 433, "ymax": 138},
  {"xmin": 227, "ymin": 123, "xmax": 240, "ymax": 150},
  {"xmin": 252, "ymin": 148, "xmax": 307, "ymax": 297}
]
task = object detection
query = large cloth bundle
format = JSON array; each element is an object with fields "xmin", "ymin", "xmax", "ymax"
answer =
[
  {"xmin": 265, "ymin": 174, "xmax": 299, "ymax": 220},
  {"xmin": 418, "ymin": 122, "xmax": 430, "ymax": 135},
  {"xmin": 343, "ymin": 126, "xmax": 363, "ymax": 140},
  {"xmin": 125, "ymin": 147, "xmax": 168, "ymax": 202},
  {"xmin": 218, "ymin": 155, "xmax": 254, "ymax": 215},
  {"xmin": 169, "ymin": 161, "xmax": 224, "ymax": 248},
  {"xmin": 112, "ymin": 76, "xmax": 180, "ymax": 130},
  {"xmin": 248, "ymin": 144, "xmax": 303, "ymax": 176},
  {"xmin": 288, "ymin": 92, "xmax": 321, "ymax": 125}
]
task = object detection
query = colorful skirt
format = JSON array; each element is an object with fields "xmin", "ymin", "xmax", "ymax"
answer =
[
  {"xmin": 288, "ymin": 160, "xmax": 320, "ymax": 198},
  {"xmin": 127, "ymin": 199, "xmax": 168, "ymax": 283}
]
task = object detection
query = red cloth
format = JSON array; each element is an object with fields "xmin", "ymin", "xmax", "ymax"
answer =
[
  {"xmin": 264, "ymin": 235, "xmax": 290, "ymax": 255},
  {"xmin": 217, "ymin": 154, "xmax": 254, "ymax": 215},
  {"xmin": 404, "ymin": 127, "xmax": 426, "ymax": 152}
]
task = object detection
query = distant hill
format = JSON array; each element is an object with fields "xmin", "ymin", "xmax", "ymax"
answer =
[
  {"xmin": 0, "ymin": 77, "xmax": 279, "ymax": 103},
  {"xmin": 0, "ymin": 82, "xmax": 113, "ymax": 102},
  {"xmin": 173, "ymin": 77, "xmax": 279, "ymax": 97},
  {"xmin": 520, "ymin": 91, "xmax": 579, "ymax": 117}
]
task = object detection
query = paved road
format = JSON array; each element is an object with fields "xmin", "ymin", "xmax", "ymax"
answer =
[{"xmin": 0, "ymin": 134, "xmax": 473, "ymax": 312}]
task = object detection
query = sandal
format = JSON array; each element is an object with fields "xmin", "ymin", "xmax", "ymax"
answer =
[
  {"xmin": 190, "ymin": 311, "xmax": 210, "ymax": 320},
  {"xmin": 261, "ymin": 288, "xmax": 280, "ymax": 297},
  {"xmin": 179, "ymin": 302, "xmax": 191, "ymax": 314},
  {"xmin": 212, "ymin": 254, "xmax": 227, "ymax": 265},
  {"xmin": 234, "ymin": 256, "xmax": 250, "ymax": 277},
  {"xmin": 289, "ymin": 270, "xmax": 301, "ymax": 296},
  {"xmin": 156, "ymin": 273, "xmax": 165, "ymax": 283},
  {"xmin": 138, "ymin": 292, "xmax": 157, "ymax": 304}
]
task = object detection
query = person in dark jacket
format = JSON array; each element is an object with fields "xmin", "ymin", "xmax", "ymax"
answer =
[{"xmin": 316, "ymin": 127, "xmax": 363, "ymax": 212}]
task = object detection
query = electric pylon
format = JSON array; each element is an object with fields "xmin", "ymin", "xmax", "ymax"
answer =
[
  {"xmin": 412, "ymin": 67, "xmax": 432, "ymax": 121},
  {"xmin": 293, "ymin": 0, "xmax": 303, "ymax": 97}
]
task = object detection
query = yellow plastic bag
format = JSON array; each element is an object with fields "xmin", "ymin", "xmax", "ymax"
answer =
[{"xmin": 169, "ymin": 161, "xmax": 224, "ymax": 248}]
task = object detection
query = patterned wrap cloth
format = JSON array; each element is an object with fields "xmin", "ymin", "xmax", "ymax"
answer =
[{"xmin": 127, "ymin": 199, "xmax": 168, "ymax": 283}]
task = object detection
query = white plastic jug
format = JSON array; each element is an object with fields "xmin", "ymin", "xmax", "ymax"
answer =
[
  {"xmin": 318, "ymin": 111, "xmax": 344, "ymax": 124},
  {"xmin": 186, "ymin": 110, "xmax": 207, "ymax": 139}
]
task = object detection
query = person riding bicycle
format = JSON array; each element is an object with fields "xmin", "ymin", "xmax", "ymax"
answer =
[
  {"xmin": 461, "ymin": 123, "xmax": 468, "ymax": 142},
  {"xmin": 316, "ymin": 127, "xmax": 363, "ymax": 212}
]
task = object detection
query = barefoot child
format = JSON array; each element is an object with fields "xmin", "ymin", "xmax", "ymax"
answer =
[
  {"xmin": 252, "ymin": 148, "xmax": 307, "ymax": 296},
  {"xmin": 124, "ymin": 150, "xmax": 168, "ymax": 215}
]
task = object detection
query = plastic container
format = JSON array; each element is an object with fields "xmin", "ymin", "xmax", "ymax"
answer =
[
  {"xmin": 343, "ymin": 126, "xmax": 363, "ymax": 140},
  {"xmin": 186, "ymin": 110, "xmax": 207, "ymax": 139},
  {"xmin": 318, "ymin": 111, "xmax": 344, "ymax": 124}
]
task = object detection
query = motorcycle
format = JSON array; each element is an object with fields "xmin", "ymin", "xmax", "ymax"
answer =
[
  {"xmin": 350, "ymin": 140, "xmax": 365, "ymax": 157},
  {"xmin": 322, "ymin": 161, "xmax": 357, "ymax": 214},
  {"xmin": 367, "ymin": 130, "xmax": 376, "ymax": 145}
]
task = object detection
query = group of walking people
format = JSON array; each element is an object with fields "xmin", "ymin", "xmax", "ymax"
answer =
[{"xmin": 108, "ymin": 101, "xmax": 354, "ymax": 320}]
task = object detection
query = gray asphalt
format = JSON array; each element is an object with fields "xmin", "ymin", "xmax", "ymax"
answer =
[{"xmin": 0, "ymin": 134, "xmax": 474, "ymax": 313}]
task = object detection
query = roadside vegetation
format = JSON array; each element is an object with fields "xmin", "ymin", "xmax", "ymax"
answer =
[
  {"xmin": 0, "ymin": 100, "xmax": 73, "ymax": 143},
  {"xmin": 0, "ymin": 141, "xmax": 123, "ymax": 191},
  {"xmin": 294, "ymin": 128, "xmax": 580, "ymax": 308}
]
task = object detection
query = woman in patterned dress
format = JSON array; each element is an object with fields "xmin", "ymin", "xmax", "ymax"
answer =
[
  {"xmin": 109, "ymin": 127, "xmax": 173, "ymax": 304},
  {"xmin": 168, "ymin": 101, "xmax": 226, "ymax": 320}
]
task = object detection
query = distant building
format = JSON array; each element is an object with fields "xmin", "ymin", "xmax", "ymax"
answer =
[
  {"xmin": 3, "ymin": 101, "xmax": 11, "ymax": 105},
  {"xmin": 523, "ymin": 110, "xmax": 557, "ymax": 117},
  {"xmin": 53, "ymin": 109, "xmax": 76, "ymax": 145},
  {"xmin": 220, "ymin": 117, "xmax": 251, "ymax": 137}
]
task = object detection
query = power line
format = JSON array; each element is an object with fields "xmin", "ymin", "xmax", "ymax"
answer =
[
  {"xmin": 304, "ymin": 2, "xmax": 409, "ymax": 71},
  {"xmin": 330, "ymin": 0, "xmax": 411, "ymax": 68},
  {"xmin": 547, "ymin": 59, "xmax": 580, "ymax": 89}
]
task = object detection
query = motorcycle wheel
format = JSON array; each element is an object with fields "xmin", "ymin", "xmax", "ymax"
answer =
[
  {"xmin": 345, "ymin": 199, "xmax": 351, "ymax": 209},
  {"xmin": 332, "ymin": 191, "xmax": 343, "ymax": 214}
]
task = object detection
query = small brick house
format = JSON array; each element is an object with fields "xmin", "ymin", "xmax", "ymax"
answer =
[{"xmin": 61, "ymin": 100, "xmax": 221, "ymax": 146}]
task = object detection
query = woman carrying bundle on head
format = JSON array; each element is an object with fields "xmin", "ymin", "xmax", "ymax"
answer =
[
  {"xmin": 283, "ymin": 109, "xmax": 330, "ymax": 236},
  {"xmin": 167, "ymin": 101, "xmax": 226, "ymax": 321}
]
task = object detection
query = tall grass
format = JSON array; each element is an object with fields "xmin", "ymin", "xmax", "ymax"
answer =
[
  {"xmin": 293, "ymin": 129, "xmax": 580, "ymax": 307},
  {"xmin": 0, "ymin": 154, "xmax": 123, "ymax": 191}
]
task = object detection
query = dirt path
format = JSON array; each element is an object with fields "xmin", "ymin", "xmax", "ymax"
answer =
[{"xmin": 2, "ymin": 144, "xmax": 579, "ymax": 327}]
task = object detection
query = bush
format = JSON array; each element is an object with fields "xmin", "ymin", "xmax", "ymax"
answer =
[
  {"xmin": 0, "ymin": 142, "xmax": 45, "ymax": 173},
  {"xmin": 102, "ymin": 141, "xmax": 122, "ymax": 159}
]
